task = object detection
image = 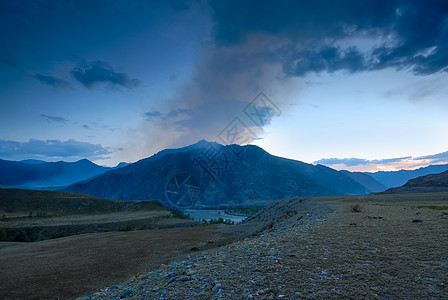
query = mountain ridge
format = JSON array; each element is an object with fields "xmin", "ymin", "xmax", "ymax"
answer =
[
  {"xmin": 62, "ymin": 141, "xmax": 369, "ymax": 208},
  {"xmin": 381, "ymin": 170, "xmax": 448, "ymax": 194}
]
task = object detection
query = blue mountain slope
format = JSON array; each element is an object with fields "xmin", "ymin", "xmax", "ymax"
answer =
[
  {"xmin": 340, "ymin": 170, "xmax": 387, "ymax": 193},
  {"xmin": 365, "ymin": 164, "xmax": 448, "ymax": 188},
  {"xmin": 0, "ymin": 159, "xmax": 112, "ymax": 189}
]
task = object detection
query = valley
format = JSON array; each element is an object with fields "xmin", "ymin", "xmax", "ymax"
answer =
[{"xmin": 1, "ymin": 192, "xmax": 447, "ymax": 299}]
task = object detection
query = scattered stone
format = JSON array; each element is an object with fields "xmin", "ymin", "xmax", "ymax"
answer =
[
  {"xmin": 178, "ymin": 276, "xmax": 191, "ymax": 282},
  {"xmin": 190, "ymin": 246, "xmax": 200, "ymax": 251},
  {"xmin": 416, "ymin": 211, "xmax": 421, "ymax": 215},
  {"xmin": 120, "ymin": 288, "xmax": 133, "ymax": 298},
  {"xmin": 412, "ymin": 219, "xmax": 423, "ymax": 223},
  {"xmin": 212, "ymin": 283, "xmax": 222, "ymax": 293}
]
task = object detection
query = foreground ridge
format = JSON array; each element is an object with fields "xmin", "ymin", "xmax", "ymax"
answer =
[{"xmin": 79, "ymin": 194, "xmax": 448, "ymax": 299}]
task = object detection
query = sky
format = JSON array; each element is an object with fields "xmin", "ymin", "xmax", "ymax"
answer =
[{"xmin": 1, "ymin": 0, "xmax": 447, "ymax": 172}]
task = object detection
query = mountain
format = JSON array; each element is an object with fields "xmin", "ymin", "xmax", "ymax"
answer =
[
  {"xmin": 0, "ymin": 159, "xmax": 112, "ymax": 189},
  {"xmin": 381, "ymin": 170, "xmax": 448, "ymax": 194},
  {"xmin": 340, "ymin": 170, "xmax": 387, "ymax": 193},
  {"xmin": 365, "ymin": 164, "xmax": 448, "ymax": 188},
  {"xmin": 114, "ymin": 162, "xmax": 131, "ymax": 169},
  {"xmin": 63, "ymin": 140, "xmax": 369, "ymax": 208},
  {"xmin": 20, "ymin": 159, "xmax": 47, "ymax": 165}
]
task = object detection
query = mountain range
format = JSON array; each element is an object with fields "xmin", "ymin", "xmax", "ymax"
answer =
[
  {"xmin": 380, "ymin": 170, "xmax": 448, "ymax": 194},
  {"xmin": 62, "ymin": 140, "xmax": 369, "ymax": 208},
  {"xmin": 0, "ymin": 159, "xmax": 124, "ymax": 189},
  {"xmin": 365, "ymin": 164, "xmax": 448, "ymax": 188},
  {"xmin": 1, "ymin": 140, "xmax": 447, "ymax": 208}
]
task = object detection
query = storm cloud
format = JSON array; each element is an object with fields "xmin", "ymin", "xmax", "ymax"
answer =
[
  {"xmin": 148, "ymin": 0, "xmax": 448, "ymax": 148},
  {"xmin": 210, "ymin": 0, "xmax": 448, "ymax": 76}
]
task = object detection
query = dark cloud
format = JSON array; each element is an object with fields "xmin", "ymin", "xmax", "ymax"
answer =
[
  {"xmin": 209, "ymin": 0, "xmax": 448, "ymax": 76},
  {"xmin": 32, "ymin": 73, "xmax": 71, "ymax": 88},
  {"xmin": 71, "ymin": 60, "xmax": 142, "ymax": 89},
  {"xmin": 40, "ymin": 114, "xmax": 68, "ymax": 123},
  {"xmin": 0, "ymin": 139, "xmax": 111, "ymax": 161}
]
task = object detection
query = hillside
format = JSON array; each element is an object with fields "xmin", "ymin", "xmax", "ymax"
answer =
[
  {"xmin": 340, "ymin": 170, "xmax": 387, "ymax": 192},
  {"xmin": 73, "ymin": 192, "xmax": 448, "ymax": 299},
  {"xmin": 63, "ymin": 140, "xmax": 368, "ymax": 208},
  {"xmin": 0, "ymin": 159, "xmax": 113, "ymax": 189},
  {"xmin": 0, "ymin": 188, "xmax": 164, "ymax": 215},
  {"xmin": 382, "ymin": 170, "xmax": 448, "ymax": 194},
  {"xmin": 366, "ymin": 163, "xmax": 448, "ymax": 188}
]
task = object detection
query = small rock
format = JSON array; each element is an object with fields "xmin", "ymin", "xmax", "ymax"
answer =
[
  {"xmin": 190, "ymin": 246, "xmax": 200, "ymax": 251},
  {"xmin": 120, "ymin": 289, "xmax": 134, "ymax": 298},
  {"xmin": 106, "ymin": 285, "xmax": 118, "ymax": 291},
  {"xmin": 412, "ymin": 219, "xmax": 423, "ymax": 223},
  {"xmin": 178, "ymin": 276, "xmax": 191, "ymax": 281},
  {"xmin": 212, "ymin": 283, "xmax": 222, "ymax": 293},
  {"xmin": 207, "ymin": 240, "xmax": 215, "ymax": 244},
  {"xmin": 416, "ymin": 211, "xmax": 421, "ymax": 215}
]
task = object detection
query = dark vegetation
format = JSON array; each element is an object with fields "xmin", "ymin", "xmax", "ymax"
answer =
[{"xmin": 349, "ymin": 203, "xmax": 363, "ymax": 212}]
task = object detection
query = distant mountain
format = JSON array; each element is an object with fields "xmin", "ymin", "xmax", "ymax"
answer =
[
  {"xmin": 63, "ymin": 140, "xmax": 368, "ymax": 208},
  {"xmin": 366, "ymin": 164, "xmax": 448, "ymax": 188},
  {"xmin": 114, "ymin": 162, "xmax": 131, "ymax": 169},
  {"xmin": 381, "ymin": 170, "xmax": 448, "ymax": 194},
  {"xmin": 20, "ymin": 159, "xmax": 47, "ymax": 165},
  {"xmin": 340, "ymin": 170, "xmax": 387, "ymax": 193},
  {"xmin": 0, "ymin": 159, "xmax": 112, "ymax": 189}
]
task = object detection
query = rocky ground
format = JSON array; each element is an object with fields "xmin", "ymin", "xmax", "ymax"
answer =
[{"xmin": 78, "ymin": 193, "xmax": 448, "ymax": 299}]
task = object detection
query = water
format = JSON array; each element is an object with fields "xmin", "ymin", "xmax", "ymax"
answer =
[{"xmin": 182, "ymin": 209, "xmax": 247, "ymax": 224}]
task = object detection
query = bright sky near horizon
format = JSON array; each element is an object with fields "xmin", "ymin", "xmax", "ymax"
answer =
[{"xmin": 1, "ymin": 0, "xmax": 447, "ymax": 172}]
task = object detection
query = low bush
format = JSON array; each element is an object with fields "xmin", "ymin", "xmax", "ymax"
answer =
[{"xmin": 350, "ymin": 203, "xmax": 363, "ymax": 213}]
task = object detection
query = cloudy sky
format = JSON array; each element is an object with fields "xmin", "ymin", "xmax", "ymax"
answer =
[{"xmin": 1, "ymin": 0, "xmax": 447, "ymax": 171}]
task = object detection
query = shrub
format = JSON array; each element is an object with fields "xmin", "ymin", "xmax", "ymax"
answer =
[
  {"xmin": 14, "ymin": 230, "xmax": 29, "ymax": 242},
  {"xmin": 350, "ymin": 203, "xmax": 363, "ymax": 213},
  {"xmin": 170, "ymin": 209, "xmax": 193, "ymax": 220},
  {"xmin": 0, "ymin": 229, "xmax": 7, "ymax": 241}
]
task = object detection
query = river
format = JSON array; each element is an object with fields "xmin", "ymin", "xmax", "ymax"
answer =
[{"xmin": 181, "ymin": 209, "xmax": 247, "ymax": 224}]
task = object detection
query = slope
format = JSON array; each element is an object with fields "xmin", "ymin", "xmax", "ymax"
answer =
[
  {"xmin": 381, "ymin": 170, "xmax": 448, "ymax": 194},
  {"xmin": 0, "ymin": 159, "xmax": 112, "ymax": 189}
]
